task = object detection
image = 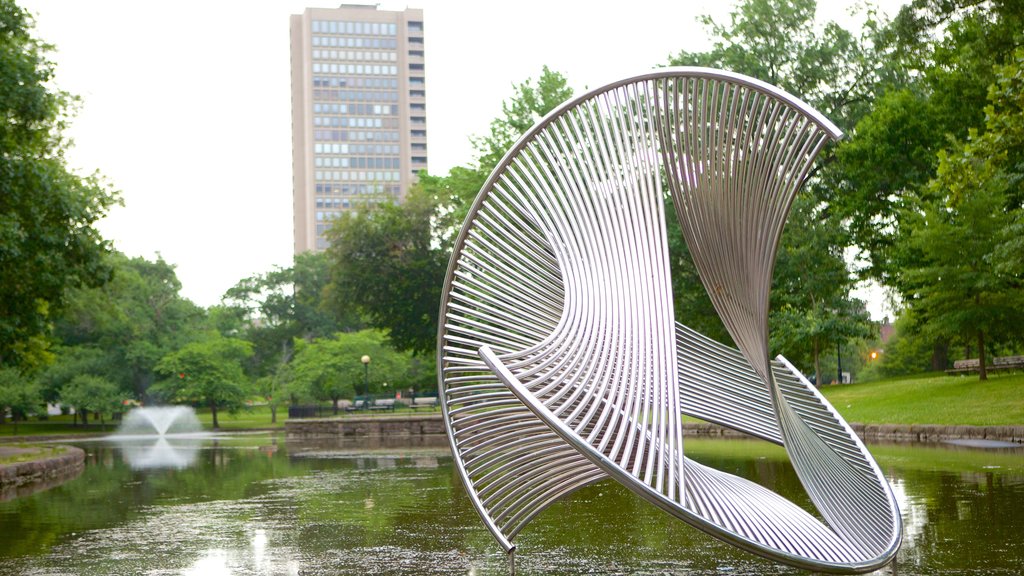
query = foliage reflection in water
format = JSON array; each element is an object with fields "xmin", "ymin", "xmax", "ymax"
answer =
[{"xmin": 0, "ymin": 434, "xmax": 1021, "ymax": 575}]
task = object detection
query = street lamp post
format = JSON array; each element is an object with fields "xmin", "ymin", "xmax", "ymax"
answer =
[
  {"xmin": 836, "ymin": 341, "xmax": 842, "ymax": 385},
  {"xmin": 361, "ymin": 355, "xmax": 370, "ymax": 396}
]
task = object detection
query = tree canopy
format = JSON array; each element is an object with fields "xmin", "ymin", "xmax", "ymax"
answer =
[
  {"xmin": 0, "ymin": 0, "xmax": 119, "ymax": 369},
  {"xmin": 152, "ymin": 334, "xmax": 252, "ymax": 429}
]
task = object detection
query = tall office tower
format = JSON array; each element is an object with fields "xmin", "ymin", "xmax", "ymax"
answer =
[{"xmin": 291, "ymin": 5, "xmax": 427, "ymax": 253}]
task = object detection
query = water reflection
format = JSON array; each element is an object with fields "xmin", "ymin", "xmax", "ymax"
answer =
[
  {"xmin": 110, "ymin": 435, "xmax": 204, "ymax": 470},
  {"xmin": 0, "ymin": 435, "xmax": 1020, "ymax": 575}
]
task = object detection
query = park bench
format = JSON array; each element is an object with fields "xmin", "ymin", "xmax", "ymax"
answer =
[
  {"xmin": 946, "ymin": 356, "xmax": 1024, "ymax": 374},
  {"xmin": 368, "ymin": 398, "xmax": 396, "ymax": 412},
  {"xmin": 409, "ymin": 397, "xmax": 438, "ymax": 411},
  {"xmin": 344, "ymin": 399, "xmax": 371, "ymax": 412}
]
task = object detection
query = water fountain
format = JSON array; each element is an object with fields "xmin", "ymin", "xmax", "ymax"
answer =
[
  {"xmin": 116, "ymin": 405, "xmax": 202, "ymax": 436},
  {"xmin": 111, "ymin": 406, "xmax": 205, "ymax": 470}
]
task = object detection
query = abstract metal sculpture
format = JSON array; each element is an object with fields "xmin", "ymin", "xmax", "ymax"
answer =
[{"xmin": 437, "ymin": 68, "xmax": 901, "ymax": 573}]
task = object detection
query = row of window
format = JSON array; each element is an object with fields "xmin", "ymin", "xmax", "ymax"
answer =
[
  {"xmin": 315, "ymin": 169, "xmax": 403, "ymax": 182},
  {"xmin": 312, "ymin": 63, "xmax": 398, "ymax": 76},
  {"xmin": 315, "ymin": 143, "xmax": 402, "ymax": 155},
  {"xmin": 315, "ymin": 170, "xmax": 403, "ymax": 182},
  {"xmin": 312, "ymin": 36, "xmax": 398, "ymax": 49},
  {"xmin": 315, "ymin": 183, "xmax": 400, "ymax": 196},
  {"xmin": 312, "ymin": 76, "xmax": 399, "ymax": 89},
  {"xmin": 314, "ymin": 156, "xmax": 401, "ymax": 169},
  {"xmin": 314, "ymin": 116, "xmax": 398, "ymax": 129},
  {"xmin": 312, "ymin": 20, "xmax": 398, "ymax": 36},
  {"xmin": 314, "ymin": 130, "xmax": 400, "ymax": 142},
  {"xmin": 313, "ymin": 103, "xmax": 396, "ymax": 115},
  {"xmin": 312, "ymin": 89, "xmax": 398, "ymax": 102},
  {"xmin": 410, "ymin": 90, "xmax": 426, "ymax": 98},
  {"xmin": 316, "ymin": 209, "xmax": 346, "ymax": 220},
  {"xmin": 313, "ymin": 50, "xmax": 398, "ymax": 62}
]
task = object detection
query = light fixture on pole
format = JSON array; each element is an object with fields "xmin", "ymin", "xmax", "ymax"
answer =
[{"xmin": 361, "ymin": 355, "xmax": 370, "ymax": 395}]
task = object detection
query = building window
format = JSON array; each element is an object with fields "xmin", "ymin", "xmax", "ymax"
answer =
[{"xmin": 408, "ymin": 21, "xmax": 423, "ymax": 32}]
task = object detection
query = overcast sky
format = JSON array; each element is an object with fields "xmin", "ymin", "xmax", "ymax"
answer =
[{"xmin": 21, "ymin": 0, "xmax": 901, "ymax": 317}]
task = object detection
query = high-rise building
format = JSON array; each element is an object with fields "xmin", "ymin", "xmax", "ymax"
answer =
[{"xmin": 290, "ymin": 5, "xmax": 427, "ymax": 253}]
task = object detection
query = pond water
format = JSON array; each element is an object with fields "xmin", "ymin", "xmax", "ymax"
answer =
[{"xmin": 0, "ymin": 433, "xmax": 1021, "ymax": 575}]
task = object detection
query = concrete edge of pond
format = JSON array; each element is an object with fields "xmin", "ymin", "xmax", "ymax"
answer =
[
  {"xmin": 0, "ymin": 445, "xmax": 85, "ymax": 501},
  {"xmin": 285, "ymin": 415, "xmax": 1024, "ymax": 445}
]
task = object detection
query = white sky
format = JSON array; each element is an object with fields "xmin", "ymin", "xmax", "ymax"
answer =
[{"xmin": 21, "ymin": 0, "xmax": 901, "ymax": 318}]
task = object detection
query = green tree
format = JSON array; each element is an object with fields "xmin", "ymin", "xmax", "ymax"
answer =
[
  {"xmin": 223, "ymin": 251, "xmax": 358, "ymax": 377},
  {"xmin": 900, "ymin": 49, "xmax": 1024, "ymax": 380},
  {"xmin": 0, "ymin": 367, "xmax": 41, "ymax": 434},
  {"xmin": 325, "ymin": 189, "xmax": 447, "ymax": 356},
  {"xmin": 60, "ymin": 374, "xmax": 121, "ymax": 429},
  {"xmin": 831, "ymin": 0, "xmax": 1024, "ymax": 281},
  {"xmin": 0, "ymin": 0, "xmax": 119, "ymax": 369},
  {"xmin": 153, "ymin": 335, "xmax": 253, "ymax": 429},
  {"xmin": 53, "ymin": 252, "xmax": 204, "ymax": 400},
  {"xmin": 37, "ymin": 345, "xmax": 108, "ymax": 406},
  {"xmin": 289, "ymin": 330, "xmax": 414, "ymax": 413}
]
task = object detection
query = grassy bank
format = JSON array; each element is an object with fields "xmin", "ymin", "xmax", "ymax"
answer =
[
  {"xmin": 0, "ymin": 444, "xmax": 69, "ymax": 465},
  {"xmin": 820, "ymin": 371, "xmax": 1024, "ymax": 426},
  {"xmin": 1, "ymin": 372, "xmax": 1021, "ymax": 438}
]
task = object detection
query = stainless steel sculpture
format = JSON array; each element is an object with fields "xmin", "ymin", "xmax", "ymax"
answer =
[{"xmin": 437, "ymin": 68, "xmax": 901, "ymax": 573}]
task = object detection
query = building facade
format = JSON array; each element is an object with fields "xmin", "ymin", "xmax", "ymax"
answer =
[{"xmin": 290, "ymin": 5, "xmax": 427, "ymax": 253}]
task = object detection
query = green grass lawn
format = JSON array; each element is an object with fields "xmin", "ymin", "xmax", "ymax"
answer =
[
  {"xmin": 820, "ymin": 371, "xmax": 1024, "ymax": 426},
  {"xmin": 193, "ymin": 405, "xmax": 286, "ymax": 430}
]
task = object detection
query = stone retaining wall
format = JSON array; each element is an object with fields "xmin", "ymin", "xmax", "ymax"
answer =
[
  {"xmin": 682, "ymin": 421, "xmax": 1024, "ymax": 443},
  {"xmin": 287, "ymin": 415, "xmax": 1023, "ymax": 444},
  {"xmin": 285, "ymin": 414, "xmax": 446, "ymax": 439},
  {"xmin": 0, "ymin": 446, "xmax": 85, "ymax": 501}
]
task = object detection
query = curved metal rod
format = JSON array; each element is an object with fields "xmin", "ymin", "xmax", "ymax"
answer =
[{"xmin": 437, "ymin": 67, "xmax": 901, "ymax": 573}]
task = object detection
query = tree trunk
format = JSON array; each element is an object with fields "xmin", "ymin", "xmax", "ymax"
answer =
[
  {"xmin": 978, "ymin": 330, "xmax": 987, "ymax": 381},
  {"xmin": 211, "ymin": 401, "xmax": 219, "ymax": 429},
  {"xmin": 332, "ymin": 397, "xmax": 339, "ymax": 415},
  {"xmin": 931, "ymin": 340, "xmax": 949, "ymax": 372},
  {"xmin": 270, "ymin": 405, "xmax": 277, "ymax": 424},
  {"xmin": 813, "ymin": 338, "xmax": 821, "ymax": 386},
  {"xmin": 81, "ymin": 408, "xmax": 88, "ymax": 426}
]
